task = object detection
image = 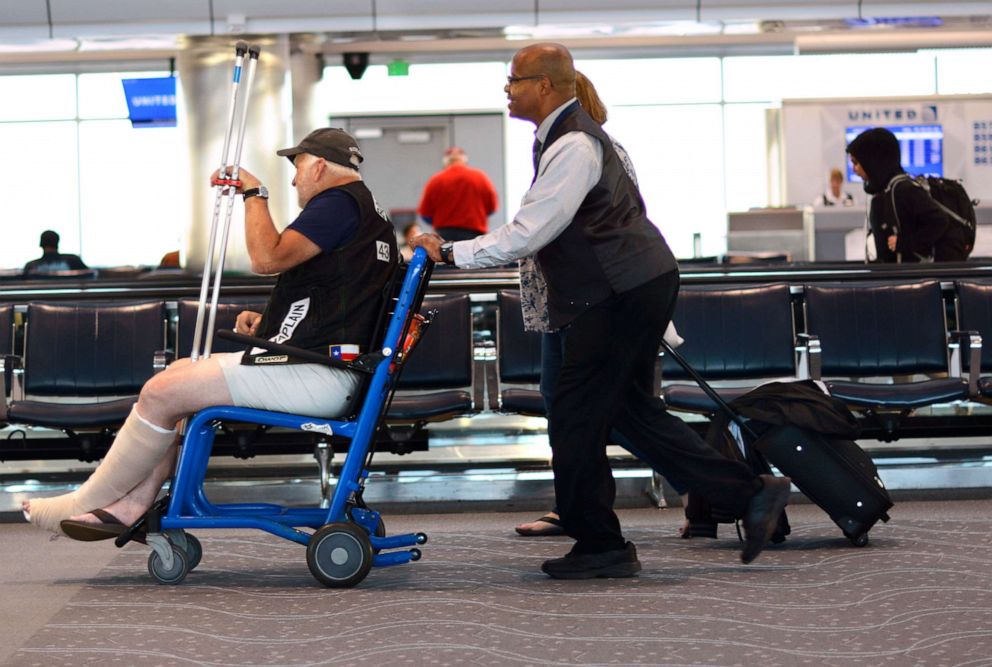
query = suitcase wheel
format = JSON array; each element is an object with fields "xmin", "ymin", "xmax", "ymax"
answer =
[{"xmin": 845, "ymin": 531, "xmax": 869, "ymax": 547}]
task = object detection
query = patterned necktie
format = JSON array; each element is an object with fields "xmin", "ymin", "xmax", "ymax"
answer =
[{"xmin": 532, "ymin": 139, "xmax": 542, "ymax": 176}]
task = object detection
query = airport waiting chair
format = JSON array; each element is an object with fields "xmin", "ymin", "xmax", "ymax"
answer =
[
  {"xmin": 803, "ymin": 280, "xmax": 977, "ymax": 439},
  {"xmin": 0, "ymin": 304, "xmax": 14, "ymax": 419},
  {"xmin": 5, "ymin": 300, "xmax": 168, "ymax": 459},
  {"xmin": 953, "ymin": 279, "xmax": 992, "ymax": 400},
  {"xmin": 660, "ymin": 283, "xmax": 813, "ymax": 414},
  {"xmin": 123, "ymin": 250, "xmax": 435, "ymax": 588},
  {"xmin": 386, "ymin": 293, "xmax": 478, "ymax": 423},
  {"xmin": 176, "ymin": 297, "xmax": 269, "ymax": 359},
  {"xmin": 490, "ymin": 289, "xmax": 545, "ymax": 415}
]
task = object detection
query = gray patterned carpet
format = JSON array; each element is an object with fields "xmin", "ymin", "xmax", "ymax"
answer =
[{"xmin": 9, "ymin": 501, "xmax": 992, "ymax": 666}]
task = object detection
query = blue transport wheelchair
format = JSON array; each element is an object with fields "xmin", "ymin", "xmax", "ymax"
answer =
[
  {"xmin": 117, "ymin": 248, "xmax": 435, "ymax": 587},
  {"xmin": 112, "ymin": 43, "xmax": 436, "ymax": 586}
]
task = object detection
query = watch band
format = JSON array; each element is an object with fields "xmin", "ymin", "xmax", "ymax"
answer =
[
  {"xmin": 243, "ymin": 186, "xmax": 268, "ymax": 200},
  {"xmin": 440, "ymin": 242, "xmax": 454, "ymax": 265}
]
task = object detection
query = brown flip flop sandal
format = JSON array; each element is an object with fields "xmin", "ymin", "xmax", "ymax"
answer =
[{"xmin": 61, "ymin": 508, "xmax": 146, "ymax": 544}]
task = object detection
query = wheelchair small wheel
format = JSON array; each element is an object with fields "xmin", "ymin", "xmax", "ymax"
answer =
[
  {"xmin": 848, "ymin": 532, "xmax": 869, "ymax": 547},
  {"xmin": 183, "ymin": 534, "xmax": 203, "ymax": 570},
  {"xmin": 307, "ymin": 522, "xmax": 373, "ymax": 588},
  {"xmin": 148, "ymin": 544, "xmax": 189, "ymax": 585},
  {"xmin": 415, "ymin": 532, "xmax": 428, "ymax": 545}
]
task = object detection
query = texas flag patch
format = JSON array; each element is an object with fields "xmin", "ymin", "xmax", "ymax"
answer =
[{"xmin": 330, "ymin": 344, "xmax": 360, "ymax": 362}]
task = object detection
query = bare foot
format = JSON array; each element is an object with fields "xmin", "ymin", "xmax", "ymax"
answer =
[{"xmin": 514, "ymin": 512, "xmax": 565, "ymax": 536}]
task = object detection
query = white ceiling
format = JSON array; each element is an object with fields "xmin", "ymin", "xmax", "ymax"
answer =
[{"xmin": 0, "ymin": 0, "xmax": 990, "ymax": 61}]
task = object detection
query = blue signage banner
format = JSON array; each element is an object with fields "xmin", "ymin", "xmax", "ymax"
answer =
[{"xmin": 121, "ymin": 77, "xmax": 177, "ymax": 128}]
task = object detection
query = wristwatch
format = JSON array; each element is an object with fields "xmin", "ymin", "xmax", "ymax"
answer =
[
  {"xmin": 243, "ymin": 185, "xmax": 269, "ymax": 200},
  {"xmin": 439, "ymin": 242, "xmax": 454, "ymax": 265}
]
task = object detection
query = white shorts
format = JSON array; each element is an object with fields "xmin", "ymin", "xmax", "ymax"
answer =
[{"xmin": 214, "ymin": 352, "xmax": 361, "ymax": 418}]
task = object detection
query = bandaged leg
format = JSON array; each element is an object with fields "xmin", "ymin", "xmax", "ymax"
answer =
[{"xmin": 27, "ymin": 407, "xmax": 176, "ymax": 533}]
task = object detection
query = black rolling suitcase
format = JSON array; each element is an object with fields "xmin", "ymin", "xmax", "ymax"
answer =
[{"xmin": 662, "ymin": 341, "xmax": 893, "ymax": 547}]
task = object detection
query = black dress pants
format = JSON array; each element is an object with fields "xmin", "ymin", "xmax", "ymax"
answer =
[{"xmin": 550, "ymin": 270, "xmax": 763, "ymax": 554}]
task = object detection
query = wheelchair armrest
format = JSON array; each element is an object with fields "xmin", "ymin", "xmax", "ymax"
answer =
[
  {"xmin": 795, "ymin": 333, "xmax": 821, "ymax": 381},
  {"xmin": 153, "ymin": 349, "xmax": 174, "ymax": 373},
  {"xmin": 215, "ymin": 330, "xmax": 374, "ymax": 374},
  {"xmin": 948, "ymin": 330, "xmax": 982, "ymax": 397}
]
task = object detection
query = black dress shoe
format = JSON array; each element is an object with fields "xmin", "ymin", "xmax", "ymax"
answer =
[
  {"xmin": 541, "ymin": 541, "xmax": 641, "ymax": 579},
  {"xmin": 741, "ymin": 474, "xmax": 791, "ymax": 564}
]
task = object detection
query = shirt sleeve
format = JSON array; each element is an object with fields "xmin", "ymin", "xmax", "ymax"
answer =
[
  {"xmin": 452, "ymin": 132, "xmax": 602, "ymax": 268},
  {"xmin": 286, "ymin": 190, "xmax": 360, "ymax": 253}
]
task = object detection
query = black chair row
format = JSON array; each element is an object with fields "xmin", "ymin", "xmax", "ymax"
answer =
[
  {"xmin": 491, "ymin": 280, "xmax": 992, "ymax": 442},
  {"xmin": 0, "ymin": 295, "xmax": 479, "ymax": 463},
  {"xmin": 3, "ymin": 279, "xmax": 992, "ymax": 462}
]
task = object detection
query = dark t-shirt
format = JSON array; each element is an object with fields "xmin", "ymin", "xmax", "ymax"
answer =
[
  {"xmin": 286, "ymin": 188, "xmax": 360, "ymax": 253},
  {"xmin": 23, "ymin": 252, "xmax": 88, "ymax": 274}
]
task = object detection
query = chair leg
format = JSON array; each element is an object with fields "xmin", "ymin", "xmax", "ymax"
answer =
[{"xmin": 314, "ymin": 440, "xmax": 334, "ymax": 509}]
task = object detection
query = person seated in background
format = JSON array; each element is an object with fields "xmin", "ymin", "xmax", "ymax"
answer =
[
  {"xmin": 418, "ymin": 146, "xmax": 498, "ymax": 241},
  {"xmin": 158, "ymin": 250, "xmax": 181, "ymax": 268},
  {"xmin": 812, "ymin": 168, "xmax": 854, "ymax": 208},
  {"xmin": 23, "ymin": 230, "xmax": 88, "ymax": 275},
  {"xmin": 22, "ymin": 127, "xmax": 398, "ymax": 541},
  {"xmin": 399, "ymin": 221, "xmax": 422, "ymax": 261}
]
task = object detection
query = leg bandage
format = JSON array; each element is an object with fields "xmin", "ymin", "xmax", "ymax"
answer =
[{"xmin": 28, "ymin": 407, "xmax": 176, "ymax": 534}]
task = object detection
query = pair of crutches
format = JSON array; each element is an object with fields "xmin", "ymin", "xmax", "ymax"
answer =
[{"xmin": 190, "ymin": 41, "xmax": 261, "ymax": 363}]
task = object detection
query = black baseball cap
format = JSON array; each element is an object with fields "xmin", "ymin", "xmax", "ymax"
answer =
[{"xmin": 277, "ymin": 128, "xmax": 363, "ymax": 171}]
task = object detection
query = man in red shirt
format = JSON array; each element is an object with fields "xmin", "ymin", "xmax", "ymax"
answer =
[{"xmin": 418, "ymin": 146, "xmax": 498, "ymax": 241}]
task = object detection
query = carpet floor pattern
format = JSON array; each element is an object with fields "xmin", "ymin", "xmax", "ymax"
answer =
[{"xmin": 9, "ymin": 501, "xmax": 992, "ymax": 666}]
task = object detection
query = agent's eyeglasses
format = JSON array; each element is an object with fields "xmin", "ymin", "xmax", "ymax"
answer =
[{"xmin": 506, "ymin": 74, "xmax": 547, "ymax": 86}]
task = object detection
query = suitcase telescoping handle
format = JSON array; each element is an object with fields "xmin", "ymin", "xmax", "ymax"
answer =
[{"xmin": 660, "ymin": 340, "xmax": 758, "ymax": 441}]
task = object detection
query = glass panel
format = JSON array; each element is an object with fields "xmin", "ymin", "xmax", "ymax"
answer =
[
  {"xmin": 723, "ymin": 53, "xmax": 937, "ymax": 102},
  {"xmin": 575, "ymin": 57, "xmax": 722, "ymax": 105},
  {"xmin": 936, "ymin": 49, "xmax": 992, "ymax": 95},
  {"xmin": 79, "ymin": 71, "xmax": 170, "ymax": 119},
  {"xmin": 0, "ymin": 122, "xmax": 79, "ymax": 269},
  {"xmin": 607, "ymin": 104, "xmax": 725, "ymax": 258},
  {"xmin": 78, "ymin": 120, "xmax": 187, "ymax": 267},
  {"xmin": 0, "ymin": 74, "xmax": 76, "ymax": 121},
  {"xmin": 724, "ymin": 103, "xmax": 774, "ymax": 213},
  {"xmin": 316, "ymin": 62, "xmax": 508, "ymax": 114}
]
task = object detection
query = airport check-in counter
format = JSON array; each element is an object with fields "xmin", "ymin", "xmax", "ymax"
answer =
[{"xmin": 726, "ymin": 207, "xmax": 815, "ymax": 261}]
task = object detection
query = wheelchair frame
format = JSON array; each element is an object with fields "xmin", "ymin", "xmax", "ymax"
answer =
[{"xmin": 129, "ymin": 249, "xmax": 434, "ymax": 587}]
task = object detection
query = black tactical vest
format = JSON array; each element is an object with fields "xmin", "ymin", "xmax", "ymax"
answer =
[
  {"xmin": 535, "ymin": 105, "xmax": 677, "ymax": 329},
  {"xmin": 243, "ymin": 180, "xmax": 397, "ymax": 365}
]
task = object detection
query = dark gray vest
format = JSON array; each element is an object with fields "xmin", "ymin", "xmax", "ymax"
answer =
[
  {"xmin": 535, "ymin": 105, "xmax": 677, "ymax": 328},
  {"xmin": 243, "ymin": 180, "xmax": 397, "ymax": 365}
]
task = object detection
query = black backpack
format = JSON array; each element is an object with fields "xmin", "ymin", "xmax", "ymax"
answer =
[{"xmin": 889, "ymin": 175, "xmax": 979, "ymax": 256}]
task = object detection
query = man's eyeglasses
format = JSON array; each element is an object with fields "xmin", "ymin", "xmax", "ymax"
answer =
[{"xmin": 506, "ymin": 74, "xmax": 546, "ymax": 86}]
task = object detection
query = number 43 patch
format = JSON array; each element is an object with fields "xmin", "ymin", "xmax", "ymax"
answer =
[{"xmin": 375, "ymin": 240, "xmax": 391, "ymax": 262}]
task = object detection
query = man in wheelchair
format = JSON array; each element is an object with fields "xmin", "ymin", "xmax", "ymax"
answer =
[{"xmin": 24, "ymin": 128, "xmax": 398, "ymax": 540}]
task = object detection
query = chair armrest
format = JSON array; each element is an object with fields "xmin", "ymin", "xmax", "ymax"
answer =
[
  {"xmin": 948, "ymin": 330, "xmax": 982, "ymax": 397},
  {"xmin": 4, "ymin": 355, "xmax": 24, "ymax": 402},
  {"xmin": 153, "ymin": 349, "xmax": 174, "ymax": 373},
  {"xmin": 795, "ymin": 333, "xmax": 821, "ymax": 381}
]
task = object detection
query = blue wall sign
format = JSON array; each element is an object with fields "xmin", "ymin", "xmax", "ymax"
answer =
[{"xmin": 121, "ymin": 77, "xmax": 177, "ymax": 128}]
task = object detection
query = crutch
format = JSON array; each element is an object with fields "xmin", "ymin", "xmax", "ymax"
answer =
[{"xmin": 190, "ymin": 41, "xmax": 261, "ymax": 362}]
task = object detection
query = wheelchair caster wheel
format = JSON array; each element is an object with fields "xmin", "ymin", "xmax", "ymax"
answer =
[
  {"xmin": 848, "ymin": 532, "xmax": 869, "ymax": 547},
  {"xmin": 184, "ymin": 534, "xmax": 203, "ymax": 570},
  {"xmin": 148, "ymin": 544, "xmax": 189, "ymax": 585},
  {"xmin": 415, "ymin": 532, "xmax": 428, "ymax": 545},
  {"xmin": 307, "ymin": 522, "xmax": 372, "ymax": 588},
  {"xmin": 410, "ymin": 548, "xmax": 422, "ymax": 561}
]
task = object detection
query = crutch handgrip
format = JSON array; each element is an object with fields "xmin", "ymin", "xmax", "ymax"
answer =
[{"xmin": 211, "ymin": 177, "xmax": 243, "ymax": 188}]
